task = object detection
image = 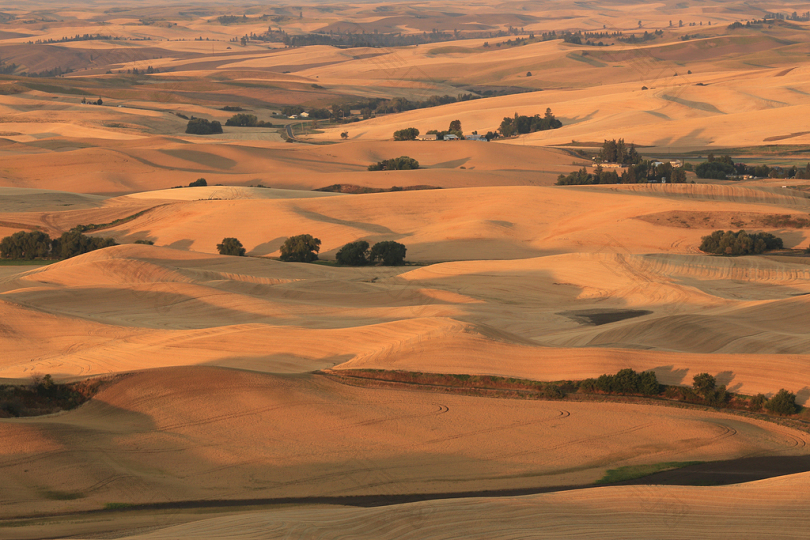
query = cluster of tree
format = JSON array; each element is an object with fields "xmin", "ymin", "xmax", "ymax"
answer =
[
  {"xmin": 580, "ymin": 369, "xmax": 798, "ymax": 415},
  {"xmin": 393, "ymin": 128, "xmax": 419, "ymax": 141},
  {"xmin": 695, "ymin": 154, "xmax": 806, "ymax": 180},
  {"xmin": 763, "ymin": 11, "xmax": 810, "ymax": 21},
  {"xmin": 224, "ymin": 113, "xmax": 272, "ymax": 127},
  {"xmin": 218, "ymin": 235, "xmax": 408, "ymax": 265},
  {"xmin": 216, "ymin": 14, "xmax": 271, "ymax": 24},
  {"xmin": 25, "ymin": 66, "xmax": 74, "ymax": 78},
  {"xmin": 695, "ymin": 155, "xmax": 735, "ymax": 179},
  {"xmin": 256, "ymin": 26, "xmax": 529, "ymax": 49},
  {"xmin": 617, "ymin": 29, "xmax": 663, "ymax": 43},
  {"xmin": 498, "ymin": 109, "xmax": 562, "ymax": 137},
  {"xmin": 0, "ymin": 58, "xmax": 17, "ymax": 75},
  {"xmin": 557, "ymin": 161, "xmax": 686, "ymax": 185},
  {"xmin": 335, "ymin": 240, "xmax": 407, "ymax": 266},
  {"xmin": 596, "ymin": 139, "xmax": 642, "ymax": 165},
  {"xmin": 186, "ymin": 118, "xmax": 223, "ymax": 135},
  {"xmin": 222, "ymin": 106, "xmax": 245, "ymax": 112},
  {"xmin": 81, "ymin": 97, "xmax": 103, "ymax": 105},
  {"xmin": 188, "ymin": 178, "xmax": 207, "ymax": 187},
  {"xmin": 562, "ymin": 30, "xmax": 622, "ymax": 46},
  {"xmin": 699, "ymin": 230, "xmax": 784, "ymax": 256},
  {"xmin": 26, "ymin": 33, "xmax": 121, "ymax": 44},
  {"xmin": 424, "ymin": 120, "xmax": 465, "ymax": 141},
  {"xmin": 368, "ymin": 156, "xmax": 420, "ymax": 171},
  {"xmin": 0, "ymin": 230, "xmax": 117, "ymax": 261},
  {"xmin": 580, "ymin": 368, "xmax": 660, "ymax": 395}
]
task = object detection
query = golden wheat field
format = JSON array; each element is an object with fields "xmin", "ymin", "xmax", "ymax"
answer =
[{"xmin": 1, "ymin": 0, "xmax": 810, "ymax": 538}]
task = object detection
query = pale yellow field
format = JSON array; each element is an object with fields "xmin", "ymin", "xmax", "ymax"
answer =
[{"xmin": 3, "ymin": 0, "xmax": 810, "ymax": 538}]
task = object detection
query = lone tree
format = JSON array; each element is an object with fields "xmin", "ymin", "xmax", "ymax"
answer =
[
  {"xmin": 217, "ymin": 237, "xmax": 246, "ymax": 256},
  {"xmin": 189, "ymin": 178, "xmax": 207, "ymax": 187},
  {"xmin": 449, "ymin": 119, "xmax": 462, "ymax": 132},
  {"xmin": 280, "ymin": 234, "xmax": 321, "ymax": 262},
  {"xmin": 369, "ymin": 241, "xmax": 407, "ymax": 265},
  {"xmin": 336, "ymin": 240, "xmax": 370, "ymax": 266},
  {"xmin": 766, "ymin": 389, "xmax": 798, "ymax": 415}
]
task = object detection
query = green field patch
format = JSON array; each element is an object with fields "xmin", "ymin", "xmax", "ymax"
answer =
[
  {"xmin": 0, "ymin": 259, "xmax": 58, "ymax": 266},
  {"xmin": 596, "ymin": 461, "xmax": 703, "ymax": 485},
  {"xmin": 41, "ymin": 490, "xmax": 85, "ymax": 501},
  {"xmin": 104, "ymin": 502, "xmax": 133, "ymax": 510},
  {"xmin": 19, "ymin": 82, "xmax": 90, "ymax": 96},
  {"xmin": 661, "ymin": 94, "xmax": 724, "ymax": 114},
  {"xmin": 159, "ymin": 149, "xmax": 237, "ymax": 170},
  {"xmin": 566, "ymin": 52, "xmax": 607, "ymax": 67},
  {"xmin": 428, "ymin": 46, "xmax": 483, "ymax": 55}
]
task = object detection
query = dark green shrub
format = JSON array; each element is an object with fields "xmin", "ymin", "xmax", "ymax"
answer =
[
  {"xmin": 369, "ymin": 241, "xmax": 407, "ymax": 265},
  {"xmin": 368, "ymin": 156, "xmax": 419, "ymax": 171},
  {"xmin": 765, "ymin": 389, "xmax": 798, "ymax": 415},
  {"xmin": 335, "ymin": 240, "xmax": 370, "ymax": 266},
  {"xmin": 591, "ymin": 369, "xmax": 660, "ymax": 395},
  {"xmin": 217, "ymin": 237, "xmax": 246, "ymax": 256},
  {"xmin": 280, "ymin": 234, "xmax": 321, "ymax": 262},
  {"xmin": 134, "ymin": 239, "xmax": 154, "ymax": 245},
  {"xmin": 749, "ymin": 393, "xmax": 767, "ymax": 411}
]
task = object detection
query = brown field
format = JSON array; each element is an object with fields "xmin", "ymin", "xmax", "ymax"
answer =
[{"xmin": 2, "ymin": 0, "xmax": 810, "ymax": 538}]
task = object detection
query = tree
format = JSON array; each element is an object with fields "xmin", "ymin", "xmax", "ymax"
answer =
[
  {"xmin": 280, "ymin": 234, "xmax": 321, "ymax": 262},
  {"xmin": 186, "ymin": 118, "xmax": 223, "ymax": 135},
  {"xmin": 335, "ymin": 240, "xmax": 370, "ymax": 266},
  {"xmin": 53, "ymin": 230, "xmax": 117, "ymax": 259},
  {"xmin": 225, "ymin": 113, "xmax": 259, "ymax": 127},
  {"xmin": 449, "ymin": 119, "xmax": 462, "ymax": 132},
  {"xmin": 369, "ymin": 241, "xmax": 406, "ymax": 265},
  {"xmin": 526, "ymin": 71, "xmax": 532, "ymax": 77},
  {"xmin": 393, "ymin": 128, "xmax": 419, "ymax": 141},
  {"xmin": 765, "ymin": 389, "xmax": 798, "ymax": 415},
  {"xmin": 699, "ymin": 230, "xmax": 783, "ymax": 256},
  {"xmin": 188, "ymin": 178, "xmax": 207, "ymax": 187},
  {"xmin": 692, "ymin": 373, "xmax": 716, "ymax": 397},
  {"xmin": 340, "ymin": 131, "xmax": 349, "ymax": 139},
  {"xmin": 0, "ymin": 231, "xmax": 52, "ymax": 260},
  {"xmin": 217, "ymin": 237, "xmax": 246, "ymax": 256}
]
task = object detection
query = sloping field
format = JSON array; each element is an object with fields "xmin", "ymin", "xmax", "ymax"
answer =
[
  {"xmin": 0, "ymin": 136, "xmax": 582, "ymax": 193},
  {"xmin": 91, "ymin": 184, "xmax": 810, "ymax": 259},
  {"xmin": 110, "ymin": 472, "xmax": 810, "ymax": 540},
  {"xmin": 1, "ymin": 366, "xmax": 807, "ymax": 525},
  {"xmin": 1, "ymin": 242, "xmax": 809, "ymax": 401}
]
